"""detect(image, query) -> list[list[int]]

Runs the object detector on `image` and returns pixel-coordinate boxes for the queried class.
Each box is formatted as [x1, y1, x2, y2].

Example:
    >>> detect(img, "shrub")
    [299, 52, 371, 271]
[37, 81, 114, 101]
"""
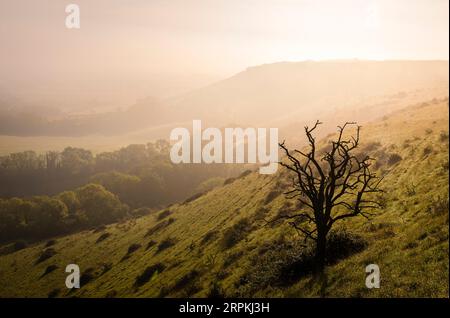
[201, 230, 219, 245]
[387, 153, 402, 165]
[223, 250, 244, 268]
[237, 240, 314, 295]
[263, 190, 281, 205]
[35, 248, 57, 265]
[439, 131, 449, 143]
[253, 207, 269, 221]
[45, 240, 57, 247]
[156, 209, 172, 221]
[127, 243, 141, 255]
[145, 219, 172, 237]
[223, 177, 236, 185]
[146, 240, 157, 250]
[238, 231, 367, 295]
[183, 192, 205, 204]
[156, 237, 177, 253]
[80, 268, 95, 286]
[325, 230, 367, 263]
[134, 263, 166, 287]
[426, 197, 448, 216]
[96, 232, 111, 243]
[41, 264, 58, 278]
[220, 218, 252, 249]
[425, 128, 433, 135]
[183, 283, 202, 297]
[423, 145, 433, 156]
[173, 270, 200, 291]
[167, 218, 176, 225]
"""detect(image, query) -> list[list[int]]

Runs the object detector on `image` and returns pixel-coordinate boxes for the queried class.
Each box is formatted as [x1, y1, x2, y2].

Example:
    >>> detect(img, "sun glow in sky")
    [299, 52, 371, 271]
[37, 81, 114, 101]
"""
[0, 0, 448, 104]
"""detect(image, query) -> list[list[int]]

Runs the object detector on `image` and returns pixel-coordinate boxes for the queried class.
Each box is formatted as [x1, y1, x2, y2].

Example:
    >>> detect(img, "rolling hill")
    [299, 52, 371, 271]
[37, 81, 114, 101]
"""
[0, 60, 448, 139]
[0, 97, 448, 298]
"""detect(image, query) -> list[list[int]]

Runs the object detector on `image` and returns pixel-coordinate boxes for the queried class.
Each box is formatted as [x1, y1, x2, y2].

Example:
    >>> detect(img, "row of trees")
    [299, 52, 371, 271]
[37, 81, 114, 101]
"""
[0, 140, 241, 208]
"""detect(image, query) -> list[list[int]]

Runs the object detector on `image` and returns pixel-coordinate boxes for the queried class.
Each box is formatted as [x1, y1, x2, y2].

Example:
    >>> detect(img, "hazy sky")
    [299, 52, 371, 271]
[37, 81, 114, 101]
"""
[0, 0, 448, 108]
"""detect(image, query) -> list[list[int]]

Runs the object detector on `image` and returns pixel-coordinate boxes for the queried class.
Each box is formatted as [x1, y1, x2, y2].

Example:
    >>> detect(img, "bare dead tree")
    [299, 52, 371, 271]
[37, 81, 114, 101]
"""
[276, 121, 383, 272]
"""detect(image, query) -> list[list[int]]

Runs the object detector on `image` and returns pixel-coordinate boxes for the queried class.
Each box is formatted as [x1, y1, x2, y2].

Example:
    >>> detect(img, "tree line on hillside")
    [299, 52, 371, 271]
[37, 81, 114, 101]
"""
[0, 140, 243, 209]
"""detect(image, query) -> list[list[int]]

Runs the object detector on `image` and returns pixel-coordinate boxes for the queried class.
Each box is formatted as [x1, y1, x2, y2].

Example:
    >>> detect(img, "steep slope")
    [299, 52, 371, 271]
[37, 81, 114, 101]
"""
[0, 98, 448, 298]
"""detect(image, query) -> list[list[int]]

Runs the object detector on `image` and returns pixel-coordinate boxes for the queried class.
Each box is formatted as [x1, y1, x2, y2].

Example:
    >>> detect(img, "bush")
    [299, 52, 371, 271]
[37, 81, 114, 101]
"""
[427, 197, 448, 215]
[35, 248, 57, 265]
[253, 207, 269, 221]
[237, 231, 367, 295]
[183, 192, 205, 204]
[220, 218, 252, 249]
[146, 240, 157, 250]
[325, 230, 367, 263]
[134, 263, 166, 287]
[223, 250, 244, 268]
[223, 177, 236, 185]
[387, 153, 402, 165]
[167, 218, 176, 225]
[45, 239, 57, 247]
[156, 209, 172, 221]
[145, 219, 172, 237]
[439, 131, 449, 143]
[201, 230, 219, 245]
[263, 190, 280, 205]
[41, 264, 58, 278]
[80, 268, 95, 286]
[127, 243, 142, 255]
[423, 145, 433, 156]
[156, 237, 177, 253]
[236, 240, 314, 295]
[173, 270, 200, 291]
[96, 232, 111, 243]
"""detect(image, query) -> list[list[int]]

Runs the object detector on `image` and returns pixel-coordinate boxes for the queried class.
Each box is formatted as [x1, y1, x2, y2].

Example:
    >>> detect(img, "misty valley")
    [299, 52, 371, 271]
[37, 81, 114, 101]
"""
[0, 16, 448, 299]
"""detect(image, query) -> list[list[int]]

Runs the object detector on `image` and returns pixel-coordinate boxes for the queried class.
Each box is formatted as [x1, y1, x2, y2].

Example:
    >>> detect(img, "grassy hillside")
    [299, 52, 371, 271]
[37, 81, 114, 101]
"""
[0, 98, 448, 298]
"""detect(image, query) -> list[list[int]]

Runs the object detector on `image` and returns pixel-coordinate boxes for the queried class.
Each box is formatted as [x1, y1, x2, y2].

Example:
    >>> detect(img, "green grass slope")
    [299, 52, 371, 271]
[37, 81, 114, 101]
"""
[0, 98, 448, 298]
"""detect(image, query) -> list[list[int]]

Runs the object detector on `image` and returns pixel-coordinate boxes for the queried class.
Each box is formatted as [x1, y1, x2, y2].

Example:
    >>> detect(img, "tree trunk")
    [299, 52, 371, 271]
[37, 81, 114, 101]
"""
[315, 229, 326, 273]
